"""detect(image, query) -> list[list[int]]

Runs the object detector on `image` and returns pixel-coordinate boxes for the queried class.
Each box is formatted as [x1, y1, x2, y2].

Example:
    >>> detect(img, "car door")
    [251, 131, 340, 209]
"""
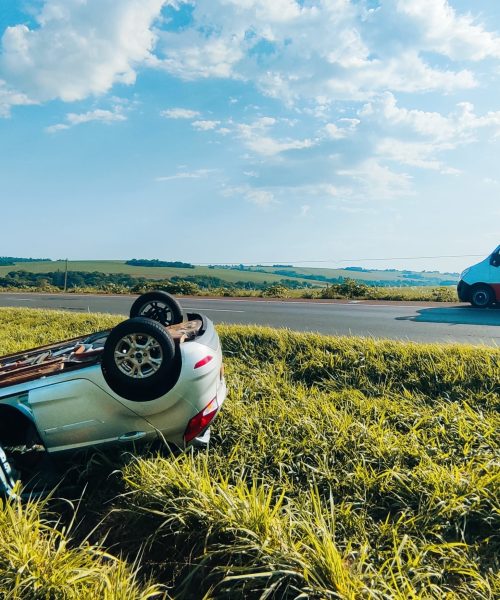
[29, 378, 155, 452]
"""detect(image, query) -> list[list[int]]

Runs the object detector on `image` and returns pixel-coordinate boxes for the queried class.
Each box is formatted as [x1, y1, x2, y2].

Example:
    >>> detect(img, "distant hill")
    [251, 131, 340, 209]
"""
[209, 264, 459, 287]
[0, 260, 459, 289]
[0, 257, 52, 266]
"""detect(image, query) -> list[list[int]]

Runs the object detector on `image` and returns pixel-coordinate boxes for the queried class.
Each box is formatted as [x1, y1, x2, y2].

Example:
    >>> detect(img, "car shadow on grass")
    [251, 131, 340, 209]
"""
[396, 305, 500, 326]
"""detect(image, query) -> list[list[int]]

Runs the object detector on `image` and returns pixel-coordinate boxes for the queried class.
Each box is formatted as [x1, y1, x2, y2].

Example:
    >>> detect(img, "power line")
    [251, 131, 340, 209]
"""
[193, 254, 485, 265]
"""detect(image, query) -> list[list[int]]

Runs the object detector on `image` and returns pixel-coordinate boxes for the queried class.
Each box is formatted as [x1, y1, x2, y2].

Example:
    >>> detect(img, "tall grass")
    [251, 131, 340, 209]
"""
[0, 491, 165, 599]
[117, 327, 499, 598]
[0, 309, 498, 598]
[0, 307, 121, 355]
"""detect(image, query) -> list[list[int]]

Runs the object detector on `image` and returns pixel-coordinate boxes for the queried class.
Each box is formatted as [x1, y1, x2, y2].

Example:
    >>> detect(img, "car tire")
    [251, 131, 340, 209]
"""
[130, 291, 183, 327]
[101, 317, 176, 401]
[470, 285, 494, 308]
[0, 444, 17, 499]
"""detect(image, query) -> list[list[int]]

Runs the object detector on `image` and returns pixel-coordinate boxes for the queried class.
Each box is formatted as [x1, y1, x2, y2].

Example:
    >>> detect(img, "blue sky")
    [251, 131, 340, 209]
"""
[0, 0, 499, 273]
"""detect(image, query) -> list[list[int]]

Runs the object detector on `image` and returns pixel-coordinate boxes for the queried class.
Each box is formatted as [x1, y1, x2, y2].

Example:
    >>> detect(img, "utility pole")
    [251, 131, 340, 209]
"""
[63, 258, 68, 292]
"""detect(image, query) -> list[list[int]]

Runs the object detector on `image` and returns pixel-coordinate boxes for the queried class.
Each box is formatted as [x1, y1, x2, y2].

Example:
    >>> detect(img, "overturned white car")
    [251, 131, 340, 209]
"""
[0, 292, 226, 497]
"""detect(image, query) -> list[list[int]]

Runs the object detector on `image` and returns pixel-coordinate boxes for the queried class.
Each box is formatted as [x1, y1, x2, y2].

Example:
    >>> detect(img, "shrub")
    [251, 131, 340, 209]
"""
[319, 284, 342, 299]
[262, 284, 289, 298]
[430, 286, 457, 302]
[131, 279, 201, 296]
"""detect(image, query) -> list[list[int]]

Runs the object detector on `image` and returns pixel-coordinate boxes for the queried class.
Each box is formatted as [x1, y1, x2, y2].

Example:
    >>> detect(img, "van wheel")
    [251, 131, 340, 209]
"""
[130, 291, 183, 326]
[470, 285, 494, 308]
[0, 445, 17, 499]
[102, 317, 176, 401]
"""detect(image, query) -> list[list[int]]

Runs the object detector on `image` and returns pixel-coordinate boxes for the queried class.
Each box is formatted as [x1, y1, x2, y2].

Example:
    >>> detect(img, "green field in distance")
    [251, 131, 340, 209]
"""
[0, 260, 459, 287]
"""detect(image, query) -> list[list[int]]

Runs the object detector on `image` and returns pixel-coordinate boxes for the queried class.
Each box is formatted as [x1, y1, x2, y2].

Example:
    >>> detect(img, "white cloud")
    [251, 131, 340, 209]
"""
[339, 159, 413, 200]
[187, 114, 315, 155]
[192, 119, 220, 130]
[1, 0, 500, 121]
[395, 0, 500, 61]
[242, 134, 314, 156]
[152, 0, 497, 105]
[45, 123, 70, 133]
[300, 204, 310, 217]
[155, 168, 214, 181]
[0, 0, 165, 104]
[2, 0, 500, 116]
[67, 109, 126, 126]
[0, 80, 36, 117]
[376, 138, 459, 174]
[223, 184, 277, 207]
[161, 107, 200, 119]
[3, 0, 500, 209]
[360, 92, 456, 140]
[358, 93, 500, 174]
[324, 118, 360, 140]
[324, 123, 346, 140]
[45, 108, 126, 133]
[219, 0, 303, 24]
[155, 35, 245, 80]
[236, 117, 315, 156]
[335, 92, 500, 193]
[244, 188, 276, 207]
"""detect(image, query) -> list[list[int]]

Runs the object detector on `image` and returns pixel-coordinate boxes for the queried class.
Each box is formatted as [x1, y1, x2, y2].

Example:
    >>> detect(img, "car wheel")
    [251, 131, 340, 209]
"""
[101, 317, 176, 401]
[130, 291, 183, 326]
[0, 444, 17, 499]
[470, 285, 494, 308]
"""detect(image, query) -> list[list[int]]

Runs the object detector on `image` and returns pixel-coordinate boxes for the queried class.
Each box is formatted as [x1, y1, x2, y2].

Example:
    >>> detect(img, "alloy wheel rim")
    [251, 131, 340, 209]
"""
[474, 291, 488, 306]
[114, 333, 163, 378]
[139, 301, 173, 325]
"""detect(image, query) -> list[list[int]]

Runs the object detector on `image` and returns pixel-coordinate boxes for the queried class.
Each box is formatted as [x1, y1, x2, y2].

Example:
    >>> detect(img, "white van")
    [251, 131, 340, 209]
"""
[457, 245, 500, 307]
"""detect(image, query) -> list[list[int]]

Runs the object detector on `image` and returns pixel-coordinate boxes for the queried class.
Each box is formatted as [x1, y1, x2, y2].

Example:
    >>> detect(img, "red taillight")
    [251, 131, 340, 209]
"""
[184, 396, 218, 443]
[194, 355, 213, 369]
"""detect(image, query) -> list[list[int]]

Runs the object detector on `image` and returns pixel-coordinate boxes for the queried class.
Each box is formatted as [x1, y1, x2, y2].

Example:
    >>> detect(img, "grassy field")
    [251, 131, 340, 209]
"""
[0, 260, 319, 286]
[0, 308, 498, 599]
[0, 260, 458, 287]
[245, 265, 458, 283]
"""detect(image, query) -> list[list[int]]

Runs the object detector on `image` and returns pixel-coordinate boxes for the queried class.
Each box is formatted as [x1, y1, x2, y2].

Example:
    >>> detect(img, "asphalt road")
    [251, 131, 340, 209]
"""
[0, 293, 499, 346]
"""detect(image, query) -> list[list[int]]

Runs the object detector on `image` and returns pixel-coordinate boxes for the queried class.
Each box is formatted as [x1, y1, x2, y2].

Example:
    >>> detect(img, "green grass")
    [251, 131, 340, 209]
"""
[368, 286, 458, 302]
[250, 265, 458, 283]
[0, 493, 164, 599]
[0, 308, 121, 355]
[0, 260, 458, 287]
[0, 260, 321, 286]
[0, 309, 498, 599]
[0, 260, 462, 301]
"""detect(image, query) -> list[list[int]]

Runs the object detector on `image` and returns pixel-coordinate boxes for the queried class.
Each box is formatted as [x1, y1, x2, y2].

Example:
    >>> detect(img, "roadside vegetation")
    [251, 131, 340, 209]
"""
[0, 308, 498, 598]
[0, 270, 459, 302]
[0, 259, 460, 302]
